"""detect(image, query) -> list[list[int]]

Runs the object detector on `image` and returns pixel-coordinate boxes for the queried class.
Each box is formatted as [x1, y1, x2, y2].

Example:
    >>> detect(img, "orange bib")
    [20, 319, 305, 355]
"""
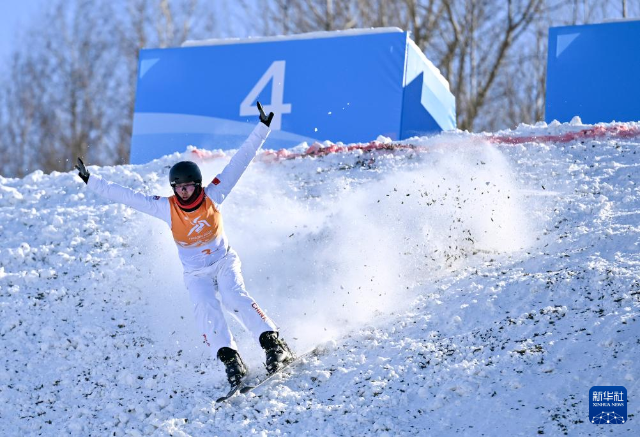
[169, 195, 224, 248]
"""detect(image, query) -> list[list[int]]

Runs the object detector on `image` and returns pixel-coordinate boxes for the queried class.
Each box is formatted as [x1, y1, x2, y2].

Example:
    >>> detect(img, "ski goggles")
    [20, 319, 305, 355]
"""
[173, 182, 199, 190]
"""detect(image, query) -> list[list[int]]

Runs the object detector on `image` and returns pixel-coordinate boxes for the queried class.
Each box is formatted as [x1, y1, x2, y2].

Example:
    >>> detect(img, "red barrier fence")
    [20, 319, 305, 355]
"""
[190, 123, 640, 162]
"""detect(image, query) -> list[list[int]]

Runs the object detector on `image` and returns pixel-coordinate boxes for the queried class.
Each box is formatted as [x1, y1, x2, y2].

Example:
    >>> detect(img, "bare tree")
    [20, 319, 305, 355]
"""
[0, 0, 220, 177]
[431, 0, 546, 131]
[0, 51, 41, 177]
[253, 0, 359, 34]
[0, 0, 127, 175]
[400, 0, 447, 49]
[114, 0, 218, 164]
[504, 18, 549, 129]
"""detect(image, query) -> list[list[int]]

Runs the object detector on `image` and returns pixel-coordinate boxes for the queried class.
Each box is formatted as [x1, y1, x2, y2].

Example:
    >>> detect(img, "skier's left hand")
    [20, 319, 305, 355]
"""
[257, 101, 274, 127]
[75, 157, 90, 184]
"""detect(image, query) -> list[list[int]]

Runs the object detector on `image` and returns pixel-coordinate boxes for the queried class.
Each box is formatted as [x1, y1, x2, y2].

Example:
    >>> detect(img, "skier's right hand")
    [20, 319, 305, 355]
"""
[75, 157, 90, 184]
[257, 101, 274, 127]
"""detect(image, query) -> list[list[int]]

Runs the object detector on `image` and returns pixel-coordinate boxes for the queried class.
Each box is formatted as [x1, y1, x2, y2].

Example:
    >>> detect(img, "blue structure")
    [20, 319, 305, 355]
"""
[546, 20, 640, 124]
[131, 28, 456, 164]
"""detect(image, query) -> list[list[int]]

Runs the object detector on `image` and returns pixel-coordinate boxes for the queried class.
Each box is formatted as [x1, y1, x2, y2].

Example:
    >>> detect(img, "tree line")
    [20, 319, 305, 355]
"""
[0, 0, 635, 177]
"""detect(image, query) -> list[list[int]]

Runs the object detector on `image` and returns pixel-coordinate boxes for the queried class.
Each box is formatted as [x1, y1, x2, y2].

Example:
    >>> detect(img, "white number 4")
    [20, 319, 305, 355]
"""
[240, 60, 292, 130]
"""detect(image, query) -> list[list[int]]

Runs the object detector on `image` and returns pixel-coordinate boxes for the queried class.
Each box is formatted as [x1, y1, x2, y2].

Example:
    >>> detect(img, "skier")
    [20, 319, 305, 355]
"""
[74, 102, 293, 390]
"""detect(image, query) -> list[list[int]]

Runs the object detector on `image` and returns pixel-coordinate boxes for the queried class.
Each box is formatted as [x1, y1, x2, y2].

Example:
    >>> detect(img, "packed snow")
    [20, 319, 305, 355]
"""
[0, 119, 638, 436]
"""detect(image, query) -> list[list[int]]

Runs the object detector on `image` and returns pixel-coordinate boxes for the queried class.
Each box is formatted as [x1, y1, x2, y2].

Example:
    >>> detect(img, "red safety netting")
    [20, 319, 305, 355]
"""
[190, 123, 640, 163]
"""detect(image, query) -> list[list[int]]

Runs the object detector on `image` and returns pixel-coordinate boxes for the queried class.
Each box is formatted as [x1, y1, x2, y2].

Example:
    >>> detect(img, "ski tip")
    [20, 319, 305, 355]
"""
[215, 384, 244, 402]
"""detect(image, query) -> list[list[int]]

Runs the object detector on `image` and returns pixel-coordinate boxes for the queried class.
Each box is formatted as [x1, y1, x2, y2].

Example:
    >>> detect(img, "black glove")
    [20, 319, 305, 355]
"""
[257, 101, 274, 127]
[75, 157, 90, 184]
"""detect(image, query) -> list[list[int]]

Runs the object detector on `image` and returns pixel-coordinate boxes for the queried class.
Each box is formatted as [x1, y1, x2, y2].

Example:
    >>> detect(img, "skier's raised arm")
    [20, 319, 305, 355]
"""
[205, 101, 274, 205]
[75, 158, 170, 223]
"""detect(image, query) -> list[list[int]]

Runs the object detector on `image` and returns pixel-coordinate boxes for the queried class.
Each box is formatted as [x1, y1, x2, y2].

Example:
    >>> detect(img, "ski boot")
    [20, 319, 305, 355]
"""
[217, 347, 248, 388]
[259, 331, 294, 374]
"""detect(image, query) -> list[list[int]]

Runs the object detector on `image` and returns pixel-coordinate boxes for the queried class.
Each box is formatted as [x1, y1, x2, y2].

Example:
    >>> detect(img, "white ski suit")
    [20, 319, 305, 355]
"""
[86, 122, 278, 356]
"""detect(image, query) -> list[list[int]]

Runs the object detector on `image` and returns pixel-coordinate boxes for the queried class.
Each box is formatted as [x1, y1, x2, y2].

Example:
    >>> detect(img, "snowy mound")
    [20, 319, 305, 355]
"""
[1, 121, 638, 435]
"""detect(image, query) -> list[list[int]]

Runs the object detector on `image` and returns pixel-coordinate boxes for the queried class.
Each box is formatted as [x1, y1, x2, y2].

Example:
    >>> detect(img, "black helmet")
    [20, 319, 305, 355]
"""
[169, 161, 202, 186]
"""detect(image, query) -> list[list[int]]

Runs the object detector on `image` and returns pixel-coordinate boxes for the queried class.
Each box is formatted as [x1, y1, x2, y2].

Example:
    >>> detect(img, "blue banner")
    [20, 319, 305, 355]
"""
[546, 21, 640, 124]
[131, 29, 455, 164]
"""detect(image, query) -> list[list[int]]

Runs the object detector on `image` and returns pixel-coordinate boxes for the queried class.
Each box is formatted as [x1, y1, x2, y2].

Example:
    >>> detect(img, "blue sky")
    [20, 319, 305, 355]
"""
[0, 0, 46, 62]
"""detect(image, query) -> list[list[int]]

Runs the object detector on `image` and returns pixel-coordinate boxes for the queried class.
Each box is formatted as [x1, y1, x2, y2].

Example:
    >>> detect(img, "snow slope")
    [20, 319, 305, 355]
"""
[0, 119, 638, 436]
